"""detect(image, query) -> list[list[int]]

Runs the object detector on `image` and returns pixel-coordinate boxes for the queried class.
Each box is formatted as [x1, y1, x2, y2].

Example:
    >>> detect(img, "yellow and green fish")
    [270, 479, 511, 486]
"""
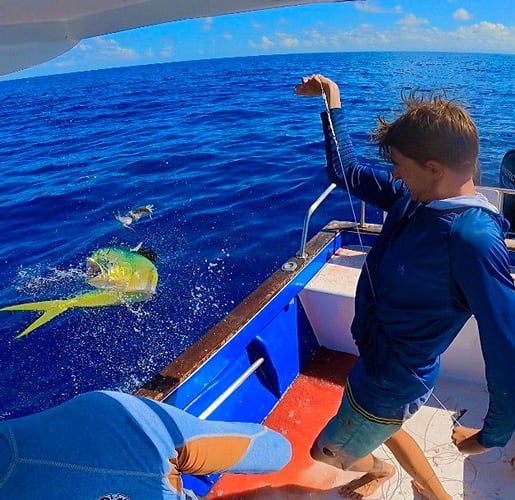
[1, 247, 158, 339]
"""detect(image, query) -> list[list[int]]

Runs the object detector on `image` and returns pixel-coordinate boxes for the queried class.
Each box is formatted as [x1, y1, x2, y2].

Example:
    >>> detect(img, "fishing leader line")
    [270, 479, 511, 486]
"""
[320, 81, 376, 301]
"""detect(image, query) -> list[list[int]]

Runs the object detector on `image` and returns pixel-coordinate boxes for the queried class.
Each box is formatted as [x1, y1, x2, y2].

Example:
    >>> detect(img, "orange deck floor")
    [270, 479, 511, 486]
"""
[207, 348, 358, 499]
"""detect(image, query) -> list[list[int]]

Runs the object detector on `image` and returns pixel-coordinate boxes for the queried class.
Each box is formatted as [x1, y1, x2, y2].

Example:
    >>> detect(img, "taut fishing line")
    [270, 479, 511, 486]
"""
[319, 82, 376, 301]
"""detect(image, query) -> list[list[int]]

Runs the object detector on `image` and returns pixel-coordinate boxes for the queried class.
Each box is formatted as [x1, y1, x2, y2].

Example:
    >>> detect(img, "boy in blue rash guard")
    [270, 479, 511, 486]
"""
[0, 390, 291, 500]
[295, 75, 514, 499]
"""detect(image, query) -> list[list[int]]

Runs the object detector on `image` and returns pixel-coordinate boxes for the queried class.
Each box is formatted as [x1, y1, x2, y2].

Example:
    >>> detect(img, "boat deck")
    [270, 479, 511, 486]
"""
[208, 348, 515, 499]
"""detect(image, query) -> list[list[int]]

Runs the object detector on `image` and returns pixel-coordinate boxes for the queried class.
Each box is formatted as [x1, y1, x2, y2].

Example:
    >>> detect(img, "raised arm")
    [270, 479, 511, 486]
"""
[295, 74, 407, 212]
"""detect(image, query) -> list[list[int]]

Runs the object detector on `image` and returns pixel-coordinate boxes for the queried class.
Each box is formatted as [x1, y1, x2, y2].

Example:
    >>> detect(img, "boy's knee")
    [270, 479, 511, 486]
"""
[310, 436, 355, 470]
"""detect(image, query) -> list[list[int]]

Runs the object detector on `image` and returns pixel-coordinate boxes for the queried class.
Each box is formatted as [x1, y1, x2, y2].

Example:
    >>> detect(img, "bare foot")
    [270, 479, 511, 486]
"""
[338, 462, 395, 498]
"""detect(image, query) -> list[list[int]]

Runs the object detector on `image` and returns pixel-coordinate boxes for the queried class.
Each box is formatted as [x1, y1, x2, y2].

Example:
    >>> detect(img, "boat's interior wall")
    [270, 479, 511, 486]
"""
[168, 295, 319, 419]
[477, 185, 515, 238]
[299, 245, 364, 356]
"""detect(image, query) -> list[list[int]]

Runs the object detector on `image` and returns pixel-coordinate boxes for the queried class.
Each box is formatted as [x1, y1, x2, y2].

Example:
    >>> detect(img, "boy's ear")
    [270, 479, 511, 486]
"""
[424, 160, 445, 179]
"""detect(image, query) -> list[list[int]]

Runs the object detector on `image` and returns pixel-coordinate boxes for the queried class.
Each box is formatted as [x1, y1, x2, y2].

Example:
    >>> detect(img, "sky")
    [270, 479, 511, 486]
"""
[4, 0, 515, 80]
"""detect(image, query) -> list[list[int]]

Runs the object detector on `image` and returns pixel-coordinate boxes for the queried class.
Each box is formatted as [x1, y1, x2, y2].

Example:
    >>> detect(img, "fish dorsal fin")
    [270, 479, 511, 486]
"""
[130, 242, 143, 252]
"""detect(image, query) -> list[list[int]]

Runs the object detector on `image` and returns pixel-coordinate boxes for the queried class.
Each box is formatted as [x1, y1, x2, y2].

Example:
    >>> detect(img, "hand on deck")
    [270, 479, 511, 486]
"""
[294, 74, 341, 109]
[451, 426, 489, 455]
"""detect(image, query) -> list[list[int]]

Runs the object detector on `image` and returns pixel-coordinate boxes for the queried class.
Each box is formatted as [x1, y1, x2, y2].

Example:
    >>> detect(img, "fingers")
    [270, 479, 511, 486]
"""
[294, 74, 324, 96]
[304, 73, 322, 82]
[301, 74, 324, 87]
[450, 427, 487, 455]
[451, 427, 463, 447]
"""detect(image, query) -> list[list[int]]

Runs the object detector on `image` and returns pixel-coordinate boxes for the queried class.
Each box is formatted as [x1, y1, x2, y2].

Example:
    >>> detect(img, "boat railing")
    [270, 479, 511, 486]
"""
[297, 184, 515, 259]
[194, 358, 264, 420]
[297, 183, 338, 258]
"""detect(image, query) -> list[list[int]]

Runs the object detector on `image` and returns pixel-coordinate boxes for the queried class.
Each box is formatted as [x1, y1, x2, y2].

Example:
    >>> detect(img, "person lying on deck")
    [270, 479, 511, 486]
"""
[295, 74, 515, 499]
[0, 391, 291, 499]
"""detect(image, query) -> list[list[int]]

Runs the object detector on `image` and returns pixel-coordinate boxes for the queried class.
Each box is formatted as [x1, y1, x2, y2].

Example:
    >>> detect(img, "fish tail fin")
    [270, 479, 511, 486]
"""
[0, 300, 69, 339]
[1, 292, 123, 339]
[15, 306, 68, 339]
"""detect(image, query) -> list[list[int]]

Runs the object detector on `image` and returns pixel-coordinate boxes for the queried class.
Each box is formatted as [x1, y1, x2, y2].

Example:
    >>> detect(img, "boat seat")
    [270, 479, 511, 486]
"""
[298, 246, 364, 356]
[476, 185, 502, 210]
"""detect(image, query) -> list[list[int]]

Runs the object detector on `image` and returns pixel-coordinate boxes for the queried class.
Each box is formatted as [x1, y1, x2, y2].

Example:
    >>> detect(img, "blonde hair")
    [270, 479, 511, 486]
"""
[371, 92, 479, 175]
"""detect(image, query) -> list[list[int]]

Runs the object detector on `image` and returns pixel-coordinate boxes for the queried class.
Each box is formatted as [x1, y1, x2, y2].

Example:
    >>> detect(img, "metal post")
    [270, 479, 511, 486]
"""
[297, 183, 337, 258]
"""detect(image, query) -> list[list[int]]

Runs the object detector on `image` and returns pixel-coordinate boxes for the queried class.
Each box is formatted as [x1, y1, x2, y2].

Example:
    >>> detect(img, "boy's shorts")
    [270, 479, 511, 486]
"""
[312, 384, 430, 467]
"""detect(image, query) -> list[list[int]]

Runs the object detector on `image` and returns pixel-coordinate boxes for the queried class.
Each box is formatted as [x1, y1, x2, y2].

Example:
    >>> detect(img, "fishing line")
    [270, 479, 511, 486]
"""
[320, 82, 376, 300]
[319, 80, 462, 426]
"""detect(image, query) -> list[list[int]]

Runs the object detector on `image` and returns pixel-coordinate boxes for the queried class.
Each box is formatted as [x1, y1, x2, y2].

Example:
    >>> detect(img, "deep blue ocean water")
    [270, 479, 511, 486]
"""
[0, 52, 513, 419]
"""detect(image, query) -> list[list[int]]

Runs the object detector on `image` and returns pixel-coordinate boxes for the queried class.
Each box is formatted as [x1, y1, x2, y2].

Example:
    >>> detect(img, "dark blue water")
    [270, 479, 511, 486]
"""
[0, 52, 513, 418]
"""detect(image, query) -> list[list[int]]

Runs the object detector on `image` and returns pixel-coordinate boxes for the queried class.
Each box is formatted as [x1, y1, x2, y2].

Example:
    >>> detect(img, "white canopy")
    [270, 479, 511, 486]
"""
[0, 0, 357, 75]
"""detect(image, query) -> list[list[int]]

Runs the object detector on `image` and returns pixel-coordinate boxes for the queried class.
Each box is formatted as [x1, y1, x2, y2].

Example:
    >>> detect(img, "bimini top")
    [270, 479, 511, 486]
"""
[0, 0, 358, 76]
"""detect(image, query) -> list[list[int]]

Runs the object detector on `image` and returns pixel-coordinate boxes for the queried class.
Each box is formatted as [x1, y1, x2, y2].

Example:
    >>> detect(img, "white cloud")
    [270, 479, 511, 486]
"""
[453, 8, 472, 21]
[160, 45, 173, 58]
[398, 14, 429, 29]
[302, 29, 333, 47]
[454, 21, 512, 43]
[262, 36, 274, 47]
[50, 37, 138, 70]
[76, 42, 92, 52]
[223, 33, 233, 40]
[276, 32, 300, 48]
[249, 36, 275, 49]
[93, 38, 138, 60]
[253, 15, 510, 56]
[54, 59, 78, 68]
[355, 2, 402, 14]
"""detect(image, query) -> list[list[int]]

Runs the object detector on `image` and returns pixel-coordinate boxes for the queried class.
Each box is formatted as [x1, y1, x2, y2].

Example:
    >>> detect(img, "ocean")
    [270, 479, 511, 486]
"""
[0, 51, 513, 419]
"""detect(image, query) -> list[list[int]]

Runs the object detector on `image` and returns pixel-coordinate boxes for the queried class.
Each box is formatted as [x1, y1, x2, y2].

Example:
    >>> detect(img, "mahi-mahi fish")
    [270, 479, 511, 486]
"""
[0, 247, 158, 339]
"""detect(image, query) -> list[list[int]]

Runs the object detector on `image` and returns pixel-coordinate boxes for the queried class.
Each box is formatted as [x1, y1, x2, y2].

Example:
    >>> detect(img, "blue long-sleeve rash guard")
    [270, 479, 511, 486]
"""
[321, 108, 515, 448]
